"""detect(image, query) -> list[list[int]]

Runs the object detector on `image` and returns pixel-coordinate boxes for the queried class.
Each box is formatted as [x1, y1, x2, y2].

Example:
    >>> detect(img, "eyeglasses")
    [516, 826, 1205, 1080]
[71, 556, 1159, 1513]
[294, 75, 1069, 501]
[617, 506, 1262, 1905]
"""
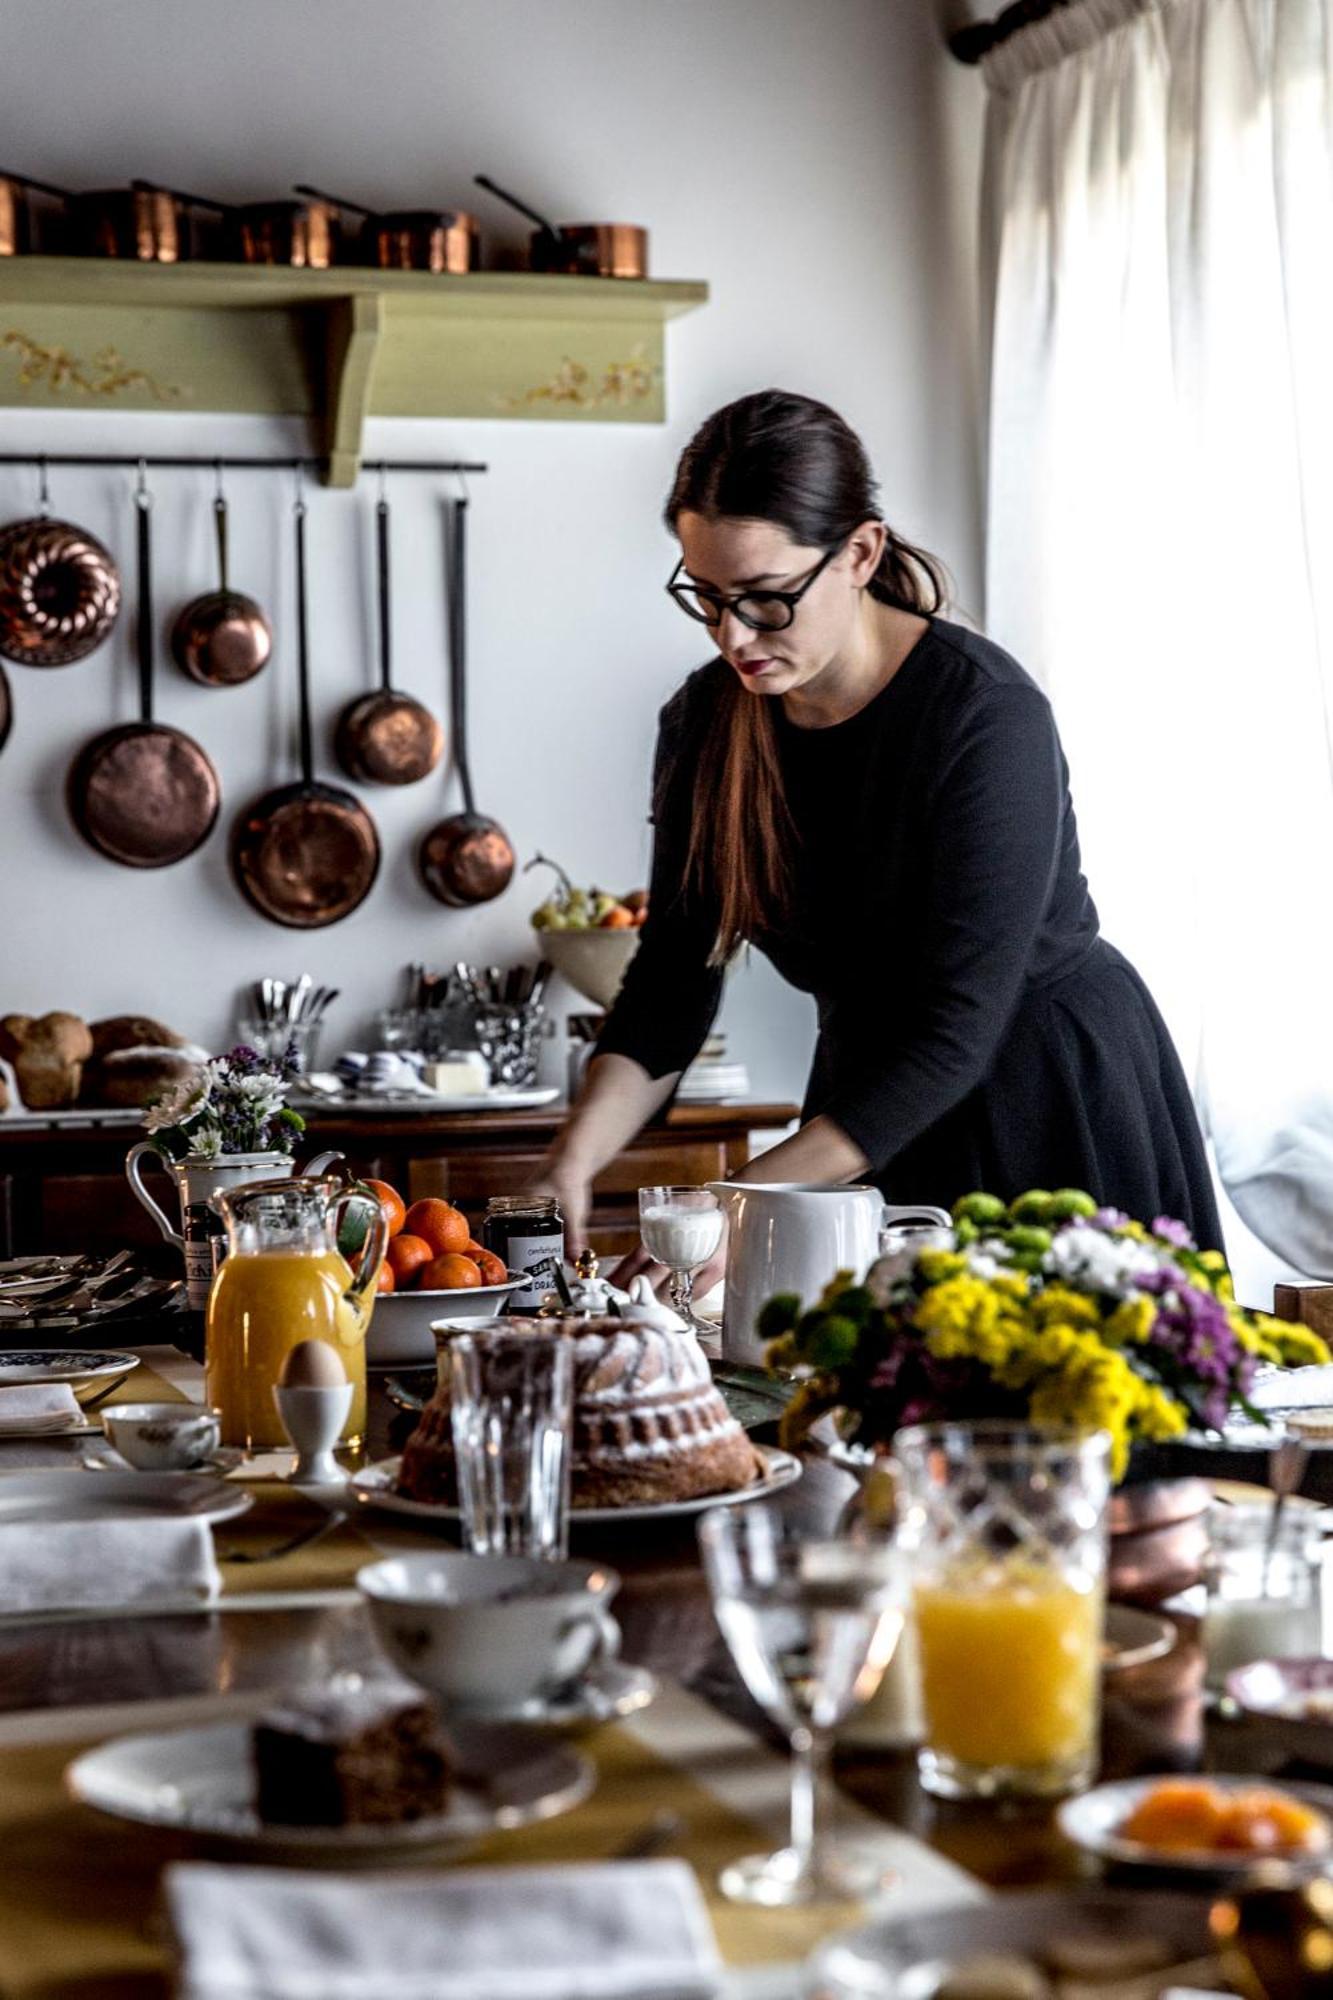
[665, 543, 841, 633]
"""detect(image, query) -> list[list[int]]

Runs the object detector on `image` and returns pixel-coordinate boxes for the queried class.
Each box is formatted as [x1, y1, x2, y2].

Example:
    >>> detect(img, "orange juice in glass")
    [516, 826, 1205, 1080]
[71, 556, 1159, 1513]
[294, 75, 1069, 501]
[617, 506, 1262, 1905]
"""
[206, 1177, 387, 1449]
[895, 1422, 1111, 1798]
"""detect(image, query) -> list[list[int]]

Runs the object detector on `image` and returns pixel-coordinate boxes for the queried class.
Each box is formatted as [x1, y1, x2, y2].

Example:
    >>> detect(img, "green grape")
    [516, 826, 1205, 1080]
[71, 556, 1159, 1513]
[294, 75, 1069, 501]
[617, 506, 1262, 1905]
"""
[1006, 1225, 1053, 1255]
[1009, 1189, 1055, 1224]
[1048, 1189, 1097, 1220]
[953, 1191, 1006, 1226]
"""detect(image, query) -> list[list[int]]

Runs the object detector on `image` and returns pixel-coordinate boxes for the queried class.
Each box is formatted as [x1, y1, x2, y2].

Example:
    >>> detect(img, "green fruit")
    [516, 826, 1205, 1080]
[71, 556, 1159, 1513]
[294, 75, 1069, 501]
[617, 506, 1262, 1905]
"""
[1009, 1189, 1055, 1224]
[953, 1191, 1006, 1226]
[1048, 1189, 1097, 1220]
[337, 1194, 376, 1260]
[954, 1217, 979, 1245]
[1005, 1225, 1053, 1255]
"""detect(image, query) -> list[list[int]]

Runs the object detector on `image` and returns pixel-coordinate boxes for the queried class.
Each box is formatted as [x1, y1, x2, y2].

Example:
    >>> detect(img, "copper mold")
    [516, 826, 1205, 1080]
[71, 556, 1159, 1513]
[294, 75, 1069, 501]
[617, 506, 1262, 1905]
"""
[0, 518, 121, 667]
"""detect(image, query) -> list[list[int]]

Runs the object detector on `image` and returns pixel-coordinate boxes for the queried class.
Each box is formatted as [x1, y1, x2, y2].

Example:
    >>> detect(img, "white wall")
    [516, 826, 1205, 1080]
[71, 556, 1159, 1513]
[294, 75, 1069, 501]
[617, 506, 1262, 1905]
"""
[0, 0, 982, 1104]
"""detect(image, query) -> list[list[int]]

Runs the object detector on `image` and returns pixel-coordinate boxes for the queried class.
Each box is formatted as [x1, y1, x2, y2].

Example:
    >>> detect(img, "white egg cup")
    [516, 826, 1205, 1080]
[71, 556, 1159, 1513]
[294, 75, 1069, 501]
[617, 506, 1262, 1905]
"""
[271, 1383, 354, 1485]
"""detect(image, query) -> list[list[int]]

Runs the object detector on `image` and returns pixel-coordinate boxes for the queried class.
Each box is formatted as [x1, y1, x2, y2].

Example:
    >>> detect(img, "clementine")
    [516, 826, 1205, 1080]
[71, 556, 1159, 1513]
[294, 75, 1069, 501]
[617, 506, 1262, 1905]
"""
[403, 1199, 470, 1258]
[420, 1252, 483, 1291]
[386, 1233, 434, 1289]
[361, 1179, 407, 1240]
[376, 1262, 395, 1293]
[469, 1247, 508, 1286]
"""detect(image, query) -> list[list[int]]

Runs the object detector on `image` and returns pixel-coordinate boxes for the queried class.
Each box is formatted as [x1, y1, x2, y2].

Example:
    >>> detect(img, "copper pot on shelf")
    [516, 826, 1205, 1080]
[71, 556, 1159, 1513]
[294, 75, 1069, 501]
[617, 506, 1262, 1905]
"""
[474, 173, 647, 278]
[64, 182, 189, 262]
[0, 168, 68, 256]
[229, 196, 341, 269]
[293, 184, 477, 274]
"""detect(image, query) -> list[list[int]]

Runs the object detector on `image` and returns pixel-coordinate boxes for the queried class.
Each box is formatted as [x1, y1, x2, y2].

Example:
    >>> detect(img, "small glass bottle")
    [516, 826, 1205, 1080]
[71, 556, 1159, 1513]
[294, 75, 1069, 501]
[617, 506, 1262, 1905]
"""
[482, 1195, 565, 1313]
[1202, 1502, 1325, 1692]
[182, 1198, 226, 1312]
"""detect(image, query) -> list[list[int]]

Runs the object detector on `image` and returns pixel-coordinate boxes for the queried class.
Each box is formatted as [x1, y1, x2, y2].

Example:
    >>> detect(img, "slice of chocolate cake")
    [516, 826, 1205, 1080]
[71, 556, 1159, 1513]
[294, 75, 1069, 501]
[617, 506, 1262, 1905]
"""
[252, 1683, 451, 1827]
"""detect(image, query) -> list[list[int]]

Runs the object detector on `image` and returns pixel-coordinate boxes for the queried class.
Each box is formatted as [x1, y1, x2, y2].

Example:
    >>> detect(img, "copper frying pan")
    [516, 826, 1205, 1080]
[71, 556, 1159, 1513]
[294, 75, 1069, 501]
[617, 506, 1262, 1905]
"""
[170, 471, 271, 687]
[334, 486, 443, 784]
[418, 495, 515, 906]
[67, 479, 221, 867]
[231, 494, 380, 927]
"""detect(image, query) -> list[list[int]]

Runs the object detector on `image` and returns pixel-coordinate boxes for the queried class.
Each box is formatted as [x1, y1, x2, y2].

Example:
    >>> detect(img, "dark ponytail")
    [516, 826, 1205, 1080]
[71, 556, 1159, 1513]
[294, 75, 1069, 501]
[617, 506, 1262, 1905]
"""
[665, 389, 949, 959]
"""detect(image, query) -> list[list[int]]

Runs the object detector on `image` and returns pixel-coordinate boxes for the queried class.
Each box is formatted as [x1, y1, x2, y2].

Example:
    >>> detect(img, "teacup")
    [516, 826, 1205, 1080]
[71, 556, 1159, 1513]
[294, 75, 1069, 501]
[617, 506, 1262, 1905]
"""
[102, 1402, 222, 1471]
[357, 1551, 621, 1713]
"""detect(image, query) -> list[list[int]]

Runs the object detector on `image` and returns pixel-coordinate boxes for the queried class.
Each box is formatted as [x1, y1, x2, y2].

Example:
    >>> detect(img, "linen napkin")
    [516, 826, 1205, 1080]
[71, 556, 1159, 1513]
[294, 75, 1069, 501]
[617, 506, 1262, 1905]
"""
[0, 1515, 220, 1615]
[0, 1384, 81, 1434]
[167, 1858, 722, 2000]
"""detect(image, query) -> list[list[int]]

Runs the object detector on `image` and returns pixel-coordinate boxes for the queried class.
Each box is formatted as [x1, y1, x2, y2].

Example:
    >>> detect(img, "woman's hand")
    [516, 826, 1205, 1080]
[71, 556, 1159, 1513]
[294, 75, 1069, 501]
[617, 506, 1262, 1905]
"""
[524, 1160, 594, 1259]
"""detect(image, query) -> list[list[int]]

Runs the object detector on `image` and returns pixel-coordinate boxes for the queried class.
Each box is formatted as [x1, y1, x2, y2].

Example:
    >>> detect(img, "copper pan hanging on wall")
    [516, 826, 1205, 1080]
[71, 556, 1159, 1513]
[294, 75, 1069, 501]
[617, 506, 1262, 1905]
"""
[334, 480, 443, 784]
[67, 472, 221, 867]
[170, 466, 272, 687]
[231, 490, 380, 928]
[418, 493, 515, 906]
[0, 465, 121, 668]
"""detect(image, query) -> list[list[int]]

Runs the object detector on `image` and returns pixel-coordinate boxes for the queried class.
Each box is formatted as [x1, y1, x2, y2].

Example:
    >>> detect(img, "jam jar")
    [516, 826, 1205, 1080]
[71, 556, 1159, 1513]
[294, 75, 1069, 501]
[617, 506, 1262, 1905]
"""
[482, 1195, 565, 1311]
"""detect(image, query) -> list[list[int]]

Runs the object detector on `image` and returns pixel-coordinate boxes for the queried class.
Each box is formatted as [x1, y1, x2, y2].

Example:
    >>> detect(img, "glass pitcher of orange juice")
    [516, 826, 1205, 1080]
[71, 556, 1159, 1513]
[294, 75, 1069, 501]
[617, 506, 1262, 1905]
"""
[206, 1177, 388, 1450]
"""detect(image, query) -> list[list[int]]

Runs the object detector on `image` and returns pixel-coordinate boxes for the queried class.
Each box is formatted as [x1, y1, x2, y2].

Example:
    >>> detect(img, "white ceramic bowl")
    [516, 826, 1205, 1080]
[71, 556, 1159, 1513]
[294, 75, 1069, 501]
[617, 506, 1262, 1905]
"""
[366, 1276, 528, 1368]
[538, 928, 641, 1010]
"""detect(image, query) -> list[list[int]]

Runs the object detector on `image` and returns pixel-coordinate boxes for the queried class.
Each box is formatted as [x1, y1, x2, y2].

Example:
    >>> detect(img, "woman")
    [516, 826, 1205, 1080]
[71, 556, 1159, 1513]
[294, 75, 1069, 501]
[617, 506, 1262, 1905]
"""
[535, 390, 1222, 1282]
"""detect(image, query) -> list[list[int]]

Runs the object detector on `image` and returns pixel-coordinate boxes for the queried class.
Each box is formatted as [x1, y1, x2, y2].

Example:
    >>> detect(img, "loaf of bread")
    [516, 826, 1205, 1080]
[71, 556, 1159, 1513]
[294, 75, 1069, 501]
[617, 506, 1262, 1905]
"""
[80, 1046, 205, 1109]
[0, 1013, 93, 1108]
[89, 1015, 188, 1059]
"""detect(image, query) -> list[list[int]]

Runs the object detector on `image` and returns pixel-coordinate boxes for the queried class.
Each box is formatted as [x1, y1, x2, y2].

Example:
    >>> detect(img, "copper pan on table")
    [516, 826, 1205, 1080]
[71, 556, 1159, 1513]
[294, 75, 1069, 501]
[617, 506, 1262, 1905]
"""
[418, 494, 514, 906]
[67, 480, 221, 867]
[231, 494, 380, 928]
[334, 484, 442, 785]
[294, 184, 476, 274]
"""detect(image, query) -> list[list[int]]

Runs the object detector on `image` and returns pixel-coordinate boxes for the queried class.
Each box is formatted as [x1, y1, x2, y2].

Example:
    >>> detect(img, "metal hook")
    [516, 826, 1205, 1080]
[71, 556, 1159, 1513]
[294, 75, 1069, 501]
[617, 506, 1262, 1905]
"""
[36, 455, 50, 516]
[454, 467, 470, 505]
[213, 457, 226, 506]
[294, 459, 306, 518]
[135, 458, 151, 509]
[377, 460, 389, 507]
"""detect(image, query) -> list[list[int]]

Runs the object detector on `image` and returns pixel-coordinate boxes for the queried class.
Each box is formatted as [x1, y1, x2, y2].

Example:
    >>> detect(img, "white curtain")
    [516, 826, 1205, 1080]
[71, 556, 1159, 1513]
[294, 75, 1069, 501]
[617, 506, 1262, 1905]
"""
[981, 0, 1333, 1294]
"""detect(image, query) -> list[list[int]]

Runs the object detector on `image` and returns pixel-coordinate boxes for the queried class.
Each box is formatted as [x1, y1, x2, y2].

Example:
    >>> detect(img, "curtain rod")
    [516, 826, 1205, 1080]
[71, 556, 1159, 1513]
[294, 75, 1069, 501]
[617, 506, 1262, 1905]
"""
[949, 0, 1073, 63]
[0, 454, 488, 474]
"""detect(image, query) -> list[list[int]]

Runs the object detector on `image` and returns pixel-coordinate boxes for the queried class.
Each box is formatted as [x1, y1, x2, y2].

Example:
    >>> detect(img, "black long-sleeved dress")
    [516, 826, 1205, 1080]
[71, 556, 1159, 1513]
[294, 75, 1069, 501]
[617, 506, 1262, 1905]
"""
[597, 616, 1223, 1250]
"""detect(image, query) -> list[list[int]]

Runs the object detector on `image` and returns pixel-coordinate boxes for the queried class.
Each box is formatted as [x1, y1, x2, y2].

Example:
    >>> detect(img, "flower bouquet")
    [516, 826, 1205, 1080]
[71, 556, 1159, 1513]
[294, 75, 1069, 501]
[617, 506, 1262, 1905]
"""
[762, 1190, 1329, 1480]
[143, 1044, 306, 1162]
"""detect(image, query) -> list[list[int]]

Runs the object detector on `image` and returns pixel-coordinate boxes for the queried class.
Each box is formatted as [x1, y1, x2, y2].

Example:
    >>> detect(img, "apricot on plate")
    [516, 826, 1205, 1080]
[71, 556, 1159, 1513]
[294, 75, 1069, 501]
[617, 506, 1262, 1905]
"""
[1121, 1780, 1227, 1851]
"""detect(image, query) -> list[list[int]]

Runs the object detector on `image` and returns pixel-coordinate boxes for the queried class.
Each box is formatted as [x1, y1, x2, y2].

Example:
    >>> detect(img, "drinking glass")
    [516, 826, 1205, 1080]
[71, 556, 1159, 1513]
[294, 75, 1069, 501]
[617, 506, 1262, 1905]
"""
[448, 1328, 574, 1560]
[638, 1185, 723, 1331]
[893, 1422, 1111, 1800]
[235, 1015, 323, 1076]
[1202, 1501, 1324, 1693]
[698, 1502, 906, 1906]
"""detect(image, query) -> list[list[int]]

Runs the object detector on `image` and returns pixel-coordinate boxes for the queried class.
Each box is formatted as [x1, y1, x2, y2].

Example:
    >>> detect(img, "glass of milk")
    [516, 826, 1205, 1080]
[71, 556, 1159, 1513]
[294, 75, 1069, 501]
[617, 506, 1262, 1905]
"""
[637, 1185, 724, 1332]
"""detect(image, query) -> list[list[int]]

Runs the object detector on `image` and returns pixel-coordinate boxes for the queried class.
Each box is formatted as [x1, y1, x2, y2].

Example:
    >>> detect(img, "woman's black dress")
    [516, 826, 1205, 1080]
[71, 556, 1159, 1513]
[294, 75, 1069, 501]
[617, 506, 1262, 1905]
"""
[597, 617, 1223, 1249]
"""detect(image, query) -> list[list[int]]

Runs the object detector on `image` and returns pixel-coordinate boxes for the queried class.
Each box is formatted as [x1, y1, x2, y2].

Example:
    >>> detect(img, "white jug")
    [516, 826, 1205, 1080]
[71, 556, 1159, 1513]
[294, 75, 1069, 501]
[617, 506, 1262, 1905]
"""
[707, 1182, 951, 1367]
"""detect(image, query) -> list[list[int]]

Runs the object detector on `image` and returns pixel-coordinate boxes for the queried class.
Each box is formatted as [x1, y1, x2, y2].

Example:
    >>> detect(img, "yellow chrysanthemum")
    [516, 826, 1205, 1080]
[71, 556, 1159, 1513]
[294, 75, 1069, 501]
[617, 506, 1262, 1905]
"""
[1105, 1295, 1157, 1346]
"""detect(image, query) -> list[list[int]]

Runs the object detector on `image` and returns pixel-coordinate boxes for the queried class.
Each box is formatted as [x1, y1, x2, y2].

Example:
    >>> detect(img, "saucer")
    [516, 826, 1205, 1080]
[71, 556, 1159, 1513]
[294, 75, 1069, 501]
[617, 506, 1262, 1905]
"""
[456, 1662, 658, 1733]
[86, 1444, 245, 1478]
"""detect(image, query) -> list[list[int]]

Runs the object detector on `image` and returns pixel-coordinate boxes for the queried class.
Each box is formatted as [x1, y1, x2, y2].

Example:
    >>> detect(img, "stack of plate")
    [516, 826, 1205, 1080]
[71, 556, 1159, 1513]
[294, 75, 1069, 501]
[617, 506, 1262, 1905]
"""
[677, 1035, 750, 1103]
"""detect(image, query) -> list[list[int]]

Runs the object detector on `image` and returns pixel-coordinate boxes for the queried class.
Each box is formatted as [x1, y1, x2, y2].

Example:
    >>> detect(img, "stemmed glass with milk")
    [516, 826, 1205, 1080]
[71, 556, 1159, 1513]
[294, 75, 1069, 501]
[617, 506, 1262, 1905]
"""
[637, 1185, 724, 1333]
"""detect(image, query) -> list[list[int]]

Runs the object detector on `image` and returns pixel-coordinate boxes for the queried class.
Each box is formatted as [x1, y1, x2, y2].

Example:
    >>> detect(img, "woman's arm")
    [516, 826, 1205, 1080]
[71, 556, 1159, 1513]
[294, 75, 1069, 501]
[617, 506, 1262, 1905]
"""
[532, 1052, 680, 1253]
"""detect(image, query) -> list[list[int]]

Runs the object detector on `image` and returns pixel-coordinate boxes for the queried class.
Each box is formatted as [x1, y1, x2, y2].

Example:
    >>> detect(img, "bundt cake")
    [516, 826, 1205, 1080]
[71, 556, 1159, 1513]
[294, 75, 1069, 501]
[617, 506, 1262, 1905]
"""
[397, 1313, 762, 1509]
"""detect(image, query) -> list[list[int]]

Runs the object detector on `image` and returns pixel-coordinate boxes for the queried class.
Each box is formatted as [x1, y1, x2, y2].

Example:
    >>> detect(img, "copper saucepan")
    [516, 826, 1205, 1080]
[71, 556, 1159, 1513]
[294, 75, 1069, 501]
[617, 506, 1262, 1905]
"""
[67, 478, 221, 867]
[137, 182, 341, 269]
[170, 472, 271, 687]
[64, 181, 192, 262]
[0, 169, 69, 255]
[418, 495, 515, 906]
[231, 494, 380, 927]
[334, 485, 443, 785]
[294, 184, 477, 275]
[473, 174, 647, 278]
[0, 466, 121, 668]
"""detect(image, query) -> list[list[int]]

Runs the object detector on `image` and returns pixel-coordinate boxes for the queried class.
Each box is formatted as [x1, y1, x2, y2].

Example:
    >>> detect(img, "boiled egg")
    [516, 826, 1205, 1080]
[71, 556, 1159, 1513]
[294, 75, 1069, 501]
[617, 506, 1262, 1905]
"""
[279, 1338, 346, 1388]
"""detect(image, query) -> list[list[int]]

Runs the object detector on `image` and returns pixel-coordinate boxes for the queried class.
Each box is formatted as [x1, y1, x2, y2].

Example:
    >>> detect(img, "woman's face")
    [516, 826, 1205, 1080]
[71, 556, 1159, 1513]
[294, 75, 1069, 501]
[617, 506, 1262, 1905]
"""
[674, 510, 884, 697]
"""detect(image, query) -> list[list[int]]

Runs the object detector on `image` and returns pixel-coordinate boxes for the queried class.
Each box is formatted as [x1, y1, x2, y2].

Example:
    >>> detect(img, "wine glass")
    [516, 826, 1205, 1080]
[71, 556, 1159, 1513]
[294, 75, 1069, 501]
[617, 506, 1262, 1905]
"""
[637, 1185, 723, 1331]
[698, 1501, 906, 1906]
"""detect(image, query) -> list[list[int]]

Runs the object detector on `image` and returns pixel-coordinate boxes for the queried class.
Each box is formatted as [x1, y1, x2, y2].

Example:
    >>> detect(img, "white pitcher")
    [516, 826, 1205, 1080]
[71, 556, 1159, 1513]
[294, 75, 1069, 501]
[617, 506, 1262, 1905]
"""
[125, 1143, 341, 1308]
[707, 1182, 951, 1367]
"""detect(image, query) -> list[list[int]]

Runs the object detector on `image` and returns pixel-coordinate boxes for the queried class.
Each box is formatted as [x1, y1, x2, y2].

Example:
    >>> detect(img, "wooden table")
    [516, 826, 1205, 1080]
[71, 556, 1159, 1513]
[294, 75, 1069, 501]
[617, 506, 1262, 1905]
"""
[0, 1354, 1298, 1897]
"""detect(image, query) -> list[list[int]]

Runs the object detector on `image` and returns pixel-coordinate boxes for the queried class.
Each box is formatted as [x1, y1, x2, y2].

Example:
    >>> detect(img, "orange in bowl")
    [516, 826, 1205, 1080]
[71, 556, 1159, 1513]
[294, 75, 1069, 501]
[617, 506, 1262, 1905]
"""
[385, 1234, 434, 1290]
[361, 1179, 407, 1241]
[419, 1252, 483, 1291]
[403, 1199, 470, 1259]
[469, 1247, 509, 1286]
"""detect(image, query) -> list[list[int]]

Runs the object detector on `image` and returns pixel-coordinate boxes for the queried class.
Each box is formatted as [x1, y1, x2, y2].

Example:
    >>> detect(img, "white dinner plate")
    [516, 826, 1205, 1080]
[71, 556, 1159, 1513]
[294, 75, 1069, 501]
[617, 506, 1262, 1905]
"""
[349, 1443, 803, 1527]
[0, 1469, 252, 1525]
[67, 1718, 593, 1856]
[294, 1086, 560, 1115]
[0, 1351, 139, 1402]
[1057, 1774, 1333, 1874]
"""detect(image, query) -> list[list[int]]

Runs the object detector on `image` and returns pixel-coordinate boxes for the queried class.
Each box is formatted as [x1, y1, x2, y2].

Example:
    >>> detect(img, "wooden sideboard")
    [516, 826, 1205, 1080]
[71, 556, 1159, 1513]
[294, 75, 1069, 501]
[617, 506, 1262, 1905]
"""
[0, 1102, 799, 1259]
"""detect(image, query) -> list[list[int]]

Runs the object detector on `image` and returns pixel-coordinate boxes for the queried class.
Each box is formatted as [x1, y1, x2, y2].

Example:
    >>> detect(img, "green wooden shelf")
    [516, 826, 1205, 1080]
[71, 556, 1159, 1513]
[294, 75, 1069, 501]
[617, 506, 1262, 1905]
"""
[0, 259, 709, 484]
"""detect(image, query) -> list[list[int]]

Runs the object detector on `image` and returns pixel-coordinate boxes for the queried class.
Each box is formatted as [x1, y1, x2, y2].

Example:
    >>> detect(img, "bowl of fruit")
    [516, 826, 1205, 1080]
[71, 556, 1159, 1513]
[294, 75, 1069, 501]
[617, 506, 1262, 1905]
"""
[527, 853, 647, 1012]
[345, 1182, 528, 1368]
